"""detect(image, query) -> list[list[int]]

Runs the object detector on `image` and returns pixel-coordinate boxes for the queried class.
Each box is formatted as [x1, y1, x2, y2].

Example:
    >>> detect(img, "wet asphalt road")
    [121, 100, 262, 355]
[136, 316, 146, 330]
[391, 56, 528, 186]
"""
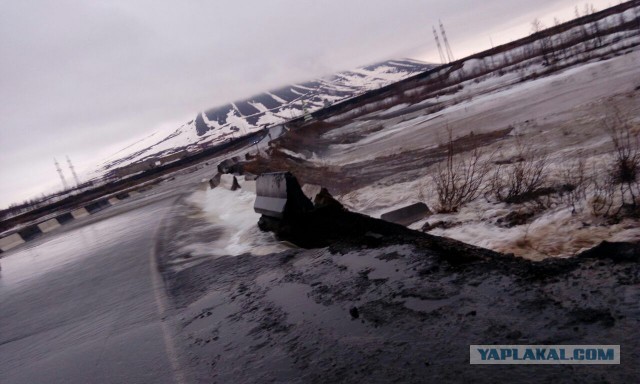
[0, 198, 174, 384]
[0, 135, 264, 384]
[0, 193, 182, 383]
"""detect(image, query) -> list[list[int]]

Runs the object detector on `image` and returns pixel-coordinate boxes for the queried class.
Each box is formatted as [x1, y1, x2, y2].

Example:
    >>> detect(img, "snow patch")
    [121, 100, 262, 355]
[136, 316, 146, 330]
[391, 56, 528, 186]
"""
[183, 188, 289, 257]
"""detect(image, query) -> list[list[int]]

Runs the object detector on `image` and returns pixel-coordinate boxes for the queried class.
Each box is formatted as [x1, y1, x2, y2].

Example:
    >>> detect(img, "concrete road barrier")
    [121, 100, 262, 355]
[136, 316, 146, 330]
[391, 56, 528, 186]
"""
[71, 207, 90, 219]
[254, 172, 313, 219]
[209, 173, 222, 189]
[241, 179, 256, 193]
[1, 193, 127, 253]
[241, 180, 257, 193]
[197, 178, 210, 191]
[115, 192, 130, 200]
[301, 184, 322, 202]
[217, 156, 243, 174]
[244, 173, 258, 181]
[236, 175, 257, 193]
[0, 233, 25, 252]
[380, 202, 431, 226]
[220, 174, 240, 191]
[37, 218, 61, 233]
[85, 199, 111, 214]
[56, 212, 75, 224]
[18, 225, 43, 241]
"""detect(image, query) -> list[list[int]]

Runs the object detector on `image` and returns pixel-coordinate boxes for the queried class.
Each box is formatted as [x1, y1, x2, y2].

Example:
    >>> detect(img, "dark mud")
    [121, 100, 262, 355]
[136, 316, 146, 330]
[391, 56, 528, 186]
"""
[159, 195, 640, 383]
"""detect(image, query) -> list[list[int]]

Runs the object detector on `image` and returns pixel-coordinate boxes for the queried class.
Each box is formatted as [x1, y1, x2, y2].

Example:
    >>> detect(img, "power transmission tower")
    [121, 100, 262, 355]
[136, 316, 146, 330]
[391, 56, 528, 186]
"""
[439, 20, 455, 62]
[66, 156, 81, 187]
[54, 158, 68, 190]
[302, 100, 312, 122]
[433, 26, 447, 64]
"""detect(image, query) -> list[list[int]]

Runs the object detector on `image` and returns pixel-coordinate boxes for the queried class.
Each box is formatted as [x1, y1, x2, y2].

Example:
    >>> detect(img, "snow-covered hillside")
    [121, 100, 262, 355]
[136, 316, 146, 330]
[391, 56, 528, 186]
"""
[98, 59, 432, 173]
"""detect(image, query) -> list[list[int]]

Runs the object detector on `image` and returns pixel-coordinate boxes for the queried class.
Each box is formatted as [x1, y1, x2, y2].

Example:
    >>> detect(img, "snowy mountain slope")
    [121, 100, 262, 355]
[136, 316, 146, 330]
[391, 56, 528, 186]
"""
[98, 59, 433, 173]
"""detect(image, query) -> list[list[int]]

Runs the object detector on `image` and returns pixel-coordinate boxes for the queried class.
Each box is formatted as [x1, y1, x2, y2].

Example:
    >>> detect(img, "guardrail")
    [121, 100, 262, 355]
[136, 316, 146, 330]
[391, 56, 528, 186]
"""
[0, 191, 141, 254]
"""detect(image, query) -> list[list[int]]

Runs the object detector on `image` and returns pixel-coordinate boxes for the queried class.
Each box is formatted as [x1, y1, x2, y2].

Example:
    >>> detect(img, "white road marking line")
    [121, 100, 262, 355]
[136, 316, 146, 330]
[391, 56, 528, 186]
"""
[149, 203, 187, 384]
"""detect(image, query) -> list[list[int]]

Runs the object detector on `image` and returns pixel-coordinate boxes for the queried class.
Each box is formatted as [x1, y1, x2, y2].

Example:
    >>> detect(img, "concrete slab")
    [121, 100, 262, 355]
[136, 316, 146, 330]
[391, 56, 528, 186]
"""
[0, 233, 25, 252]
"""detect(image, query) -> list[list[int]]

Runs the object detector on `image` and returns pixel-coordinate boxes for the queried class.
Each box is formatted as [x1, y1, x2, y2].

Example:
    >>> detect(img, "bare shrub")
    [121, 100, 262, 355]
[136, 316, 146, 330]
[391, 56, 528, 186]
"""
[431, 130, 489, 213]
[605, 105, 640, 208]
[590, 171, 617, 217]
[561, 158, 590, 214]
[488, 140, 549, 204]
[589, 104, 640, 218]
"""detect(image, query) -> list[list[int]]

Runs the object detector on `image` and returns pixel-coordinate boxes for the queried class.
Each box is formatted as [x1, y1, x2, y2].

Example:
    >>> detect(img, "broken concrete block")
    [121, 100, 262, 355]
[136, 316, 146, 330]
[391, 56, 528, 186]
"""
[241, 180, 257, 193]
[209, 173, 222, 189]
[380, 202, 431, 226]
[237, 176, 257, 193]
[220, 174, 240, 191]
[217, 156, 243, 174]
[244, 172, 258, 181]
[301, 184, 323, 201]
[254, 172, 313, 219]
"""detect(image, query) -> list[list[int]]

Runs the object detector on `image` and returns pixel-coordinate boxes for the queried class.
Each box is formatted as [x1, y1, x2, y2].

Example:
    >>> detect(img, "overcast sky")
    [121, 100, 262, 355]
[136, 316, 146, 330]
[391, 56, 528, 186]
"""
[0, 0, 616, 209]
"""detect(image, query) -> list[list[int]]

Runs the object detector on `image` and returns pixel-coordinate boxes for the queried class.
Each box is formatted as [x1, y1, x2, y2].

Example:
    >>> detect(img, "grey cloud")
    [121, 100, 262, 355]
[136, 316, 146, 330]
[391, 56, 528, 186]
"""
[0, 0, 603, 207]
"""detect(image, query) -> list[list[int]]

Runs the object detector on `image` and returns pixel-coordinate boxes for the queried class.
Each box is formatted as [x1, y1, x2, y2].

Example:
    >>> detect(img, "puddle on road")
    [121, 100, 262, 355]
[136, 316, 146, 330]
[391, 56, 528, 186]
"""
[333, 245, 415, 281]
[0, 205, 168, 291]
[398, 297, 455, 313]
[266, 282, 369, 338]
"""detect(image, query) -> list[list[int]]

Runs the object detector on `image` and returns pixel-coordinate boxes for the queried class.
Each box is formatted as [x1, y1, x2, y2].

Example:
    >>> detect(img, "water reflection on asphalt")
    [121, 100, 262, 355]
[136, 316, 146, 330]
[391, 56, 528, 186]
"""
[0, 199, 175, 384]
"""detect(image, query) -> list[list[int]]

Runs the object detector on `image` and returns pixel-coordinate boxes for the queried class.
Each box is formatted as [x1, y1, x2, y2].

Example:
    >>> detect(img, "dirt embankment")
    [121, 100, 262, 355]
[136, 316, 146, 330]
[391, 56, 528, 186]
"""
[158, 190, 640, 383]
